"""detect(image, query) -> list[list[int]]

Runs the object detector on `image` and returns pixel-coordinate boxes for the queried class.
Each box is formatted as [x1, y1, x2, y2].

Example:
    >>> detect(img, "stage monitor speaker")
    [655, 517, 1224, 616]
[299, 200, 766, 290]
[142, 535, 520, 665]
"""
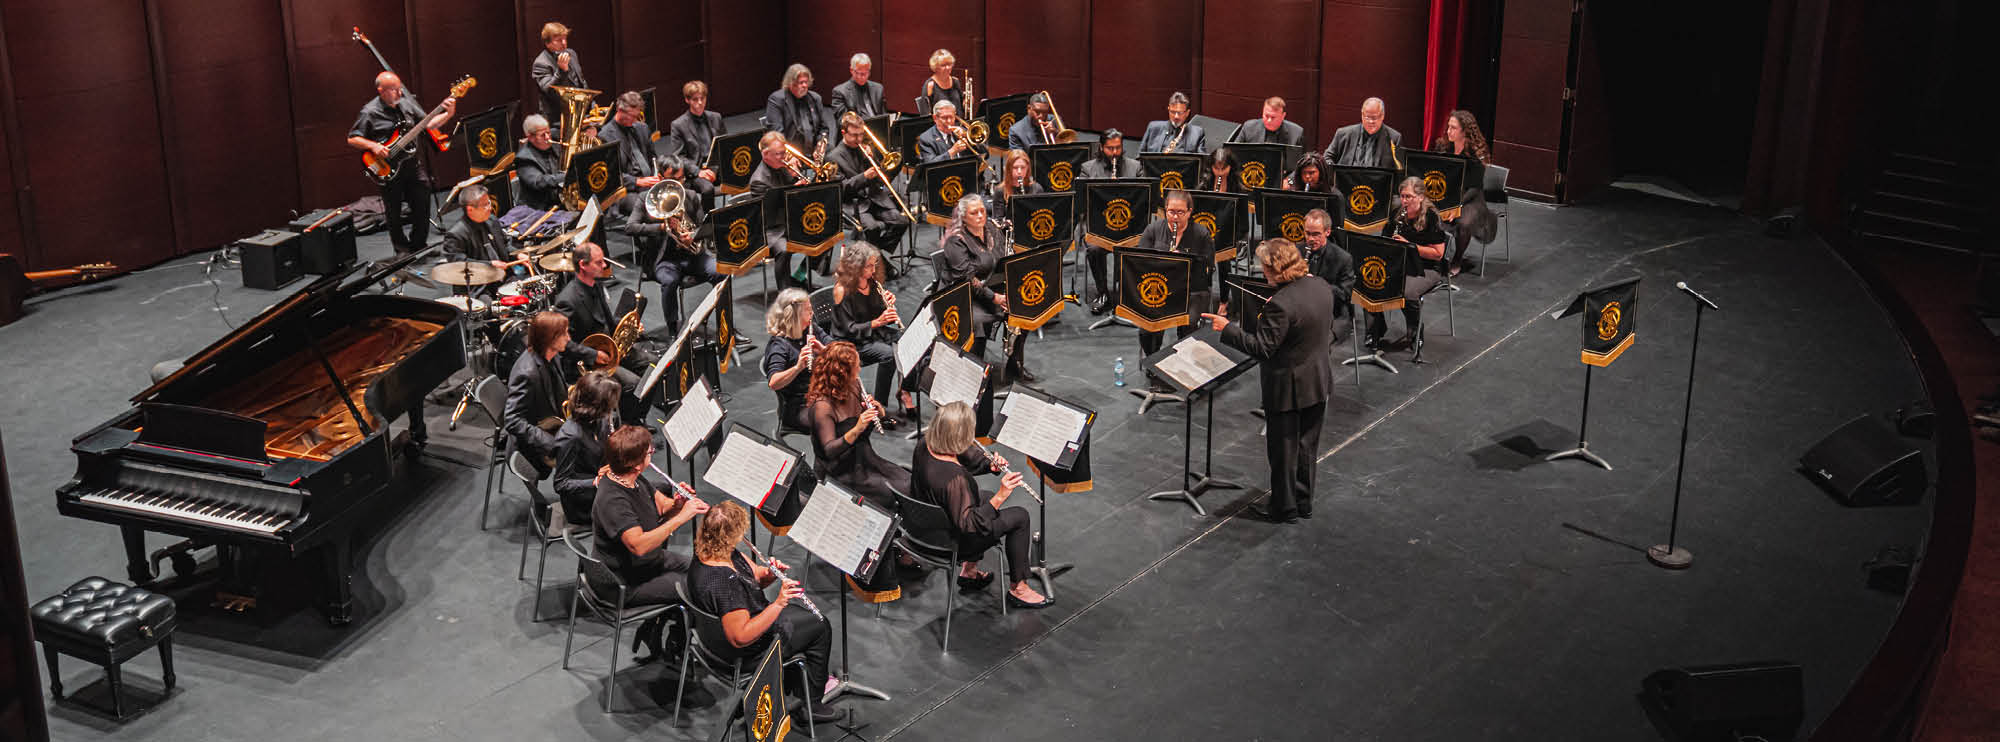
[237, 230, 302, 291]
[1798, 414, 1927, 506]
[1642, 661, 1803, 742]
[287, 209, 357, 275]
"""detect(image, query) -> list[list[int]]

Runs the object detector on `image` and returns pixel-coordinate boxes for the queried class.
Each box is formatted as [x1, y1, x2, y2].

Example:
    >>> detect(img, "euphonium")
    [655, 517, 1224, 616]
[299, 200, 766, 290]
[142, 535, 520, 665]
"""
[644, 180, 699, 247]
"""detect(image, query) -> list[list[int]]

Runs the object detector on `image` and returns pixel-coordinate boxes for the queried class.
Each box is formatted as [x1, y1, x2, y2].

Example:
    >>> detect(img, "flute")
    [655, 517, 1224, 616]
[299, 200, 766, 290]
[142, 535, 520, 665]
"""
[974, 440, 1042, 504]
[646, 461, 696, 499]
[742, 539, 822, 620]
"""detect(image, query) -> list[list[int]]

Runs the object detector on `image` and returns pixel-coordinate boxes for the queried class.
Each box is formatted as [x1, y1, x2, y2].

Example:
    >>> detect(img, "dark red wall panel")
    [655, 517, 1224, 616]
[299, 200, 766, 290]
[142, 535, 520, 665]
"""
[986, 0, 1088, 126]
[617, 0, 706, 106]
[881, 0, 982, 115]
[522, 0, 615, 100]
[703, 0, 786, 114]
[411, 0, 518, 176]
[1317, 0, 1428, 151]
[153, 0, 300, 253]
[287, 0, 409, 209]
[1491, 0, 1570, 197]
[1200, 0, 1320, 144]
[2, 0, 173, 270]
[1089, 0, 1200, 138]
[787, 0, 880, 111]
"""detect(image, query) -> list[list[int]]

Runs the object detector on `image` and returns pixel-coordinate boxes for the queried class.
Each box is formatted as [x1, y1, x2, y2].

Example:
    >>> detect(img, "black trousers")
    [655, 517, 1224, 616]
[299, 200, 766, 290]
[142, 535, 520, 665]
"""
[770, 605, 832, 704]
[852, 203, 910, 254]
[653, 250, 723, 329]
[960, 505, 1033, 584]
[1263, 401, 1326, 517]
[379, 171, 429, 254]
[1086, 246, 1111, 299]
[854, 339, 899, 404]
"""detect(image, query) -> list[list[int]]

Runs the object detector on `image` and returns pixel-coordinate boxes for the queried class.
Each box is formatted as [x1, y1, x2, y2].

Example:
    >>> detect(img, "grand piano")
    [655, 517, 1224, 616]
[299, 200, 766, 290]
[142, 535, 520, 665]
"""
[56, 252, 462, 624]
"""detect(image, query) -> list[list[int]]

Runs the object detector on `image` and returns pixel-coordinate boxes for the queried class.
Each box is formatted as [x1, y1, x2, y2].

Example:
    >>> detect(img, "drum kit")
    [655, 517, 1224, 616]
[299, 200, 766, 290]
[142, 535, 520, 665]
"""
[431, 255, 576, 429]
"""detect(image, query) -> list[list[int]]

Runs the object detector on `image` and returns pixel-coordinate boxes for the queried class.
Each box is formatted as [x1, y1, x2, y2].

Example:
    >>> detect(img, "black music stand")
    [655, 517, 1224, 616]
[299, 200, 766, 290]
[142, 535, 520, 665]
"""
[1113, 247, 1197, 413]
[1141, 328, 1255, 515]
[991, 387, 1094, 598]
[1082, 179, 1157, 331]
[1547, 277, 1641, 471]
[708, 129, 767, 197]
[1342, 232, 1411, 378]
[784, 480, 898, 717]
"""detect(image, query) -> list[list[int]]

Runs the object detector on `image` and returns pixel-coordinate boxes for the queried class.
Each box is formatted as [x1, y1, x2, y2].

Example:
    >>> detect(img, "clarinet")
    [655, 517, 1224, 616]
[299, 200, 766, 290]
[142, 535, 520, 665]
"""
[858, 374, 886, 435]
[743, 539, 822, 620]
[875, 278, 904, 330]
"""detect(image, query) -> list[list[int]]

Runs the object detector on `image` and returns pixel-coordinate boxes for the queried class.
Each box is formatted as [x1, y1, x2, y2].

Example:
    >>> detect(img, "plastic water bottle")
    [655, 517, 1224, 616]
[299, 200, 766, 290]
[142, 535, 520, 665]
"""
[1113, 357, 1126, 387]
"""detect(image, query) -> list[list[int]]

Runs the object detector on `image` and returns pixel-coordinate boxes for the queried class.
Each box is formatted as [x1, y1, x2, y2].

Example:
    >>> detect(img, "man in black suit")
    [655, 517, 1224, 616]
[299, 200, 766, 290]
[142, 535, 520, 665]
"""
[917, 101, 975, 162]
[1136, 190, 1217, 393]
[829, 112, 910, 253]
[505, 311, 600, 473]
[1321, 97, 1403, 169]
[1141, 92, 1208, 155]
[748, 131, 817, 289]
[515, 114, 564, 211]
[664, 80, 725, 224]
[1228, 96, 1306, 148]
[1299, 208, 1353, 338]
[598, 91, 666, 223]
[552, 242, 655, 419]
[764, 64, 828, 156]
[830, 53, 885, 121]
[1080, 129, 1140, 313]
[1007, 92, 1056, 151]
[530, 22, 588, 128]
[1202, 238, 1335, 523]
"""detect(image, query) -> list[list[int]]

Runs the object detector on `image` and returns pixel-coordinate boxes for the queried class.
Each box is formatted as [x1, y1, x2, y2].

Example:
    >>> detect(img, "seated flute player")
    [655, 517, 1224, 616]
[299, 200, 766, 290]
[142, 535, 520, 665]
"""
[588, 424, 709, 658]
[911, 401, 1051, 608]
[689, 500, 842, 726]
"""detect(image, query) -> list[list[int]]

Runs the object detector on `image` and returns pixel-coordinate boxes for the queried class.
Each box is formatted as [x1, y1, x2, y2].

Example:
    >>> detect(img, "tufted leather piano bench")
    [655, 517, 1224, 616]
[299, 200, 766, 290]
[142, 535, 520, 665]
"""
[30, 576, 178, 719]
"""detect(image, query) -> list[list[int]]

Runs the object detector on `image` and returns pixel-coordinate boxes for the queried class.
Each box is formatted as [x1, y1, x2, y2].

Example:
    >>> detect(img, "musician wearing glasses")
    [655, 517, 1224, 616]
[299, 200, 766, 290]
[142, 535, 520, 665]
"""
[590, 425, 708, 625]
[916, 48, 969, 118]
[552, 243, 654, 418]
[1362, 178, 1447, 351]
[346, 71, 454, 256]
[505, 311, 601, 474]
[552, 371, 620, 527]
[1228, 96, 1304, 148]
[690, 501, 840, 727]
[1299, 209, 1354, 334]
[1006, 93, 1056, 151]
[440, 185, 518, 277]
[917, 100, 975, 163]
[1141, 92, 1209, 154]
[829, 113, 911, 252]
[1323, 97, 1402, 169]
[1079, 130, 1139, 314]
[530, 22, 588, 126]
[664, 81, 725, 223]
[831, 53, 884, 120]
[1133, 190, 1215, 391]
[764, 64, 829, 157]
[913, 401, 1051, 608]
[598, 91, 667, 211]
[750, 131, 819, 290]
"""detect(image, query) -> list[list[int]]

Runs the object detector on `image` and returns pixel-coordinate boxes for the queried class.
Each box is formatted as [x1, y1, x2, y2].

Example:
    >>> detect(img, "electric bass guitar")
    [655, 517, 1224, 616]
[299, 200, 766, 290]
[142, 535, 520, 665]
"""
[0, 255, 116, 327]
[359, 75, 475, 185]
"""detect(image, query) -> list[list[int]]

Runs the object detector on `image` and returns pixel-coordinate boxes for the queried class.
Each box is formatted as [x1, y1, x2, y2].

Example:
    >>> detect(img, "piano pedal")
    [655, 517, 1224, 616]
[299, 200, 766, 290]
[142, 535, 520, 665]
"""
[214, 592, 257, 613]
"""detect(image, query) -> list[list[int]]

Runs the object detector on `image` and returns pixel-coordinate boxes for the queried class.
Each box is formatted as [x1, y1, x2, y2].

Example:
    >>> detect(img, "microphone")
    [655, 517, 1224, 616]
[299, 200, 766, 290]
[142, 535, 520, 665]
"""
[1675, 281, 1719, 310]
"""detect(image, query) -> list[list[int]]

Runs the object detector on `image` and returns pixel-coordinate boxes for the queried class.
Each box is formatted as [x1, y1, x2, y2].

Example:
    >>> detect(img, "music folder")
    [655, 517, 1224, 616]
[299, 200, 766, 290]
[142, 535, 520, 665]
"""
[992, 387, 1092, 470]
[703, 423, 803, 515]
[663, 378, 724, 460]
[788, 481, 898, 582]
[922, 339, 988, 408]
[1142, 327, 1254, 395]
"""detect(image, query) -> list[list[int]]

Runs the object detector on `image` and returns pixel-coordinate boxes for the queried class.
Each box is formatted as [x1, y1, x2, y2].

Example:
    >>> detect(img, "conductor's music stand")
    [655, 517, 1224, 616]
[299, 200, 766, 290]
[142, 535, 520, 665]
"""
[1141, 328, 1255, 515]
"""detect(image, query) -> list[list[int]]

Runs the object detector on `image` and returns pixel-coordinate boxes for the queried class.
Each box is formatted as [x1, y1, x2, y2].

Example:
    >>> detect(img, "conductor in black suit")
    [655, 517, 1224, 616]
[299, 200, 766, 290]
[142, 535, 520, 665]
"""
[665, 80, 725, 224]
[831, 53, 885, 120]
[1202, 238, 1335, 523]
[1228, 96, 1306, 148]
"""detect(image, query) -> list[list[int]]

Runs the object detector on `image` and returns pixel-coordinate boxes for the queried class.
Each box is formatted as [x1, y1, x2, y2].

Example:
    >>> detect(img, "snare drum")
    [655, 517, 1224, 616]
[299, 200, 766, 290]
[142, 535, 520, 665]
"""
[497, 273, 558, 306]
[434, 295, 489, 322]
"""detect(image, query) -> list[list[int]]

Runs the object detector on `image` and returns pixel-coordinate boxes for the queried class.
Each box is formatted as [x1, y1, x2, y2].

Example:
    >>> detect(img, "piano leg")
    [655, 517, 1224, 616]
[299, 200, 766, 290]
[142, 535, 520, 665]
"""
[121, 526, 153, 584]
[321, 539, 354, 626]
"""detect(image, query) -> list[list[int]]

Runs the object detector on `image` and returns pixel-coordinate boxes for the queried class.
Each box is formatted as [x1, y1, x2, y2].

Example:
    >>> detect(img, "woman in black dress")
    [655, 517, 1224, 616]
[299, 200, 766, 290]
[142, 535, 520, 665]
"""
[761, 288, 821, 433]
[937, 194, 1032, 381]
[828, 242, 912, 425]
[688, 500, 840, 726]
[912, 401, 1050, 608]
[1363, 177, 1449, 349]
[551, 371, 620, 527]
[1432, 109, 1497, 275]
[806, 341, 910, 508]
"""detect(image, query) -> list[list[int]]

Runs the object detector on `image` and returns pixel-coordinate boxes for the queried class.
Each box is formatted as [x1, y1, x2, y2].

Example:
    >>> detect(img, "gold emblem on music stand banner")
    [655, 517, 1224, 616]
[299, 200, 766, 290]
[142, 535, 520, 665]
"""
[940, 306, 963, 344]
[1359, 256, 1389, 291]
[1048, 161, 1074, 191]
[728, 219, 750, 250]
[1137, 272, 1171, 308]
[677, 359, 693, 398]
[1597, 301, 1622, 341]
[1020, 270, 1047, 305]
[732, 146, 755, 176]
[1193, 212, 1218, 238]
[1241, 161, 1267, 189]
[477, 128, 498, 159]
[1160, 171, 1184, 192]
[1000, 112, 1018, 135]
[1103, 198, 1133, 231]
[940, 176, 965, 206]
[1028, 208, 1057, 242]
[1348, 185, 1376, 216]
[588, 161, 610, 193]
[1280, 213, 1305, 242]
[801, 203, 828, 235]
[752, 686, 775, 741]
[1423, 170, 1448, 201]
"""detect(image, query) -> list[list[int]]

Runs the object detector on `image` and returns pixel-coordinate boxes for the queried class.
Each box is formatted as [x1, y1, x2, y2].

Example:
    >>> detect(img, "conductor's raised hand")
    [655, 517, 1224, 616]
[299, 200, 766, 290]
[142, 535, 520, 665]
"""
[1200, 302, 1229, 332]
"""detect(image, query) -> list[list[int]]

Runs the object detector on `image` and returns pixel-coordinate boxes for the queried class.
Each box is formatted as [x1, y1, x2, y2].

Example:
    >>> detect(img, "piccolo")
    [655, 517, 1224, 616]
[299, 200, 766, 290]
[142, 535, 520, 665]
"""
[743, 539, 822, 620]
[974, 440, 1041, 503]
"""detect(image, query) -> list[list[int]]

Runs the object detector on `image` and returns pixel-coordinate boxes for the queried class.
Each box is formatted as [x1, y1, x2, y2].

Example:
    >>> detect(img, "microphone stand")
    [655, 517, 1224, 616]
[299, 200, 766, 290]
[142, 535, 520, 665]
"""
[1649, 283, 1715, 569]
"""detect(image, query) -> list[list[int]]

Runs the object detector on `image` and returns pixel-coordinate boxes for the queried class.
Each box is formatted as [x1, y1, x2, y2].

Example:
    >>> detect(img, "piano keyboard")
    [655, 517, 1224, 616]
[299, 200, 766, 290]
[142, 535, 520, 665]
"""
[76, 487, 295, 536]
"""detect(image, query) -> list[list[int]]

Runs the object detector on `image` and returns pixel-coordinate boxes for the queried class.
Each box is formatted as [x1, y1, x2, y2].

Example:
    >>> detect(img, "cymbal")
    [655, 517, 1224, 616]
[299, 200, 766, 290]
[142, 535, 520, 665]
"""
[431, 261, 504, 286]
[537, 253, 576, 272]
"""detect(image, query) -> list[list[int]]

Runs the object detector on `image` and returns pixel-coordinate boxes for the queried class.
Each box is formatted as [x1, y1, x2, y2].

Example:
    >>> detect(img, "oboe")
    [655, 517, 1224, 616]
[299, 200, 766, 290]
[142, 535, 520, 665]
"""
[743, 539, 822, 620]
[974, 440, 1041, 503]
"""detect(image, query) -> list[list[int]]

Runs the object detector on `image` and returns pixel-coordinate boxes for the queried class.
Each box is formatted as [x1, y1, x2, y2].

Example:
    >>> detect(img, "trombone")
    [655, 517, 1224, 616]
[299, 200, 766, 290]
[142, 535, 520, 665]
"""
[1037, 90, 1078, 144]
[854, 136, 917, 224]
[782, 142, 840, 182]
[859, 122, 902, 174]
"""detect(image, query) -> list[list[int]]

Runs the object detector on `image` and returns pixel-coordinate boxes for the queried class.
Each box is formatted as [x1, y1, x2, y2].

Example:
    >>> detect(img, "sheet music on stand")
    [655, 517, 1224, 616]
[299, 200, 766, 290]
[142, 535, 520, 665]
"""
[703, 428, 797, 510]
[641, 277, 730, 397]
[895, 302, 938, 376]
[788, 481, 897, 580]
[926, 340, 986, 407]
[995, 389, 1088, 465]
[1153, 334, 1237, 390]
[663, 378, 723, 459]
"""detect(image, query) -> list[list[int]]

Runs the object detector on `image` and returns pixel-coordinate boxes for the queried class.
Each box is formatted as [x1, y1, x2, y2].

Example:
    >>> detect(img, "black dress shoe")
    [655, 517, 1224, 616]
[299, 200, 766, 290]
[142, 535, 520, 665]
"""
[1384, 332, 1416, 351]
[789, 700, 843, 725]
[1006, 593, 1055, 610]
[1246, 503, 1299, 524]
[1010, 364, 1039, 383]
[956, 572, 995, 591]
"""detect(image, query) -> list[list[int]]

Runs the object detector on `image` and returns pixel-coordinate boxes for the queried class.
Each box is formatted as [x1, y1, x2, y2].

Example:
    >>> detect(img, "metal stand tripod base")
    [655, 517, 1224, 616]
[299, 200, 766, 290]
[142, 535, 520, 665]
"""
[1089, 314, 1135, 331]
[1129, 388, 1185, 414]
[447, 378, 478, 431]
[1342, 351, 1399, 374]
[1146, 477, 1244, 516]
[823, 677, 891, 703]
[1027, 561, 1073, 600]
[1545, 445, 1613, 470]
[1646, 545, 1693, 569]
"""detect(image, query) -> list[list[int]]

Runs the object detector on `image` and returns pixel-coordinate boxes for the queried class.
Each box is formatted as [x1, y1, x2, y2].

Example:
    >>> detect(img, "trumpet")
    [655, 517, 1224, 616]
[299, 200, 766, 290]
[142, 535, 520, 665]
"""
[783, 142, 840, 181]
[1037, 90, 1078, 144]
[743, 538, 822, 620]
[973, 440, 1041, 503]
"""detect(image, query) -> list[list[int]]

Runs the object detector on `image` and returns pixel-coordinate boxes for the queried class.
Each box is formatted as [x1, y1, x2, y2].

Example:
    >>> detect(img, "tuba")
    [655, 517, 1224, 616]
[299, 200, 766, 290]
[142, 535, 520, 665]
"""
[644, 180, 700, 248]
[1038, 90, 1078, 144]
[552, 84, 602, 170]
[582, 294, 647, 372]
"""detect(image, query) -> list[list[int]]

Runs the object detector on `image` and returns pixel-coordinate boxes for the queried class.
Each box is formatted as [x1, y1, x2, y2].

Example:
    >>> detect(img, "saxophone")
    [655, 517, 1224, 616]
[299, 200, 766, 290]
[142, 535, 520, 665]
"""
[1164, 122, 1185, 154]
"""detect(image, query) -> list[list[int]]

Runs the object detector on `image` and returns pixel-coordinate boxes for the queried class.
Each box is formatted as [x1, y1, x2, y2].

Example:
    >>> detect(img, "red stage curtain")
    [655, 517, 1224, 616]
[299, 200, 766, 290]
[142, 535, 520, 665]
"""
[1422, 0, 1469, 146]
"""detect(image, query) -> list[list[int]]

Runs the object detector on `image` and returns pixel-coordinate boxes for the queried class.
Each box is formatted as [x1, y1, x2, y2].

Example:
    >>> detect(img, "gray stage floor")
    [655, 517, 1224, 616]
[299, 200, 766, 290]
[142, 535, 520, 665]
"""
[1, 186, 1930, 741]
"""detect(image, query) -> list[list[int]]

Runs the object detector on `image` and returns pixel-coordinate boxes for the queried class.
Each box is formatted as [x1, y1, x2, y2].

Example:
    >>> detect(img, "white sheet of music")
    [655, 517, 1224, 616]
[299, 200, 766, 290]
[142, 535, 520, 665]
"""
[926, 340, 985, 407]
[1173, 335, 1237, 378]
[663, 379, 723, 459]
[1153, 351, 1207, 390]
[703, 431, 792, 509]
[995, 393, 1087, 464]
[789, 483, 895, 577]
[644, 277, 731, 398]
[896, 302, 938, 375]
